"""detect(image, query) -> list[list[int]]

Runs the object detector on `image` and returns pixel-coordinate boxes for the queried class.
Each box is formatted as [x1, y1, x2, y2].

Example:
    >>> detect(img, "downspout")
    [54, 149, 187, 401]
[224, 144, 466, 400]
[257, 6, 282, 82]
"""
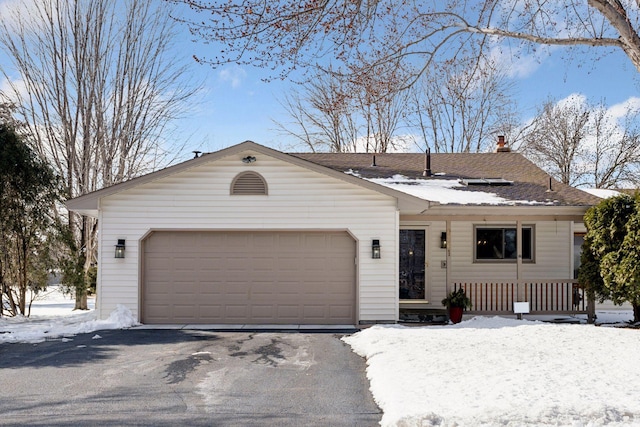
[395, 208, 400, 323]
[97, 199, 103, 319]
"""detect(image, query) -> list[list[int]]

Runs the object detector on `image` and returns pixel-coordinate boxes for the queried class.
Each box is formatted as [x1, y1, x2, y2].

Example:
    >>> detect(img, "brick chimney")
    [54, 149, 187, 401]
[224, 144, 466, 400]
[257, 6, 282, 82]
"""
[495, 135, 511, 153]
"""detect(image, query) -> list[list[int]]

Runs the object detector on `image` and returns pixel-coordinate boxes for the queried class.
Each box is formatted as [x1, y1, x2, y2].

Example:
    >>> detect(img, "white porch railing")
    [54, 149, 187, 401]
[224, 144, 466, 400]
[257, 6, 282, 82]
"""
[453, 280, 587, 315]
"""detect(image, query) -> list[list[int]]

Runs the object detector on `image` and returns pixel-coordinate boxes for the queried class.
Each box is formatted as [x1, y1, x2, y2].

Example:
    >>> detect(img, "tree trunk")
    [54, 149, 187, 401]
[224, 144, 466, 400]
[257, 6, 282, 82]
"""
[74, 290, 88, 311]
[586, 291, 596, 324]
[633, 303, 640, 324]
[73, 253, 90, 310]
[587, 0, 640, 74]
[0, 258, 4, 317]
[18, 238, 27, 315]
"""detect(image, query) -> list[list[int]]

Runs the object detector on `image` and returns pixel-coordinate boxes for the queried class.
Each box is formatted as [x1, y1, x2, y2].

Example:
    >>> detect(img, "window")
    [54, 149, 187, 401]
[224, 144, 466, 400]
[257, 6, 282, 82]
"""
[231, 171, 268, 195]
[475, 226, 533, 262]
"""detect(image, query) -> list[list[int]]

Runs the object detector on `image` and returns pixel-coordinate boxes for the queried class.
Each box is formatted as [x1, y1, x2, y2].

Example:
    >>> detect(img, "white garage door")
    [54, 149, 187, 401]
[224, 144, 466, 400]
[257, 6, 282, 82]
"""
[142, 231, 356, 324]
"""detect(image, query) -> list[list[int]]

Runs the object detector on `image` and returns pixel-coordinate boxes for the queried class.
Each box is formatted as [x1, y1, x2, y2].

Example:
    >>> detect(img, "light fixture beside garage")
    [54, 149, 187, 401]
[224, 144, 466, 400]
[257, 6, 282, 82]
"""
[372, 239, 381, 259]
[242, 155, 256, 164]
[441, 232, 448, 249]
[114, 239, 126, 258]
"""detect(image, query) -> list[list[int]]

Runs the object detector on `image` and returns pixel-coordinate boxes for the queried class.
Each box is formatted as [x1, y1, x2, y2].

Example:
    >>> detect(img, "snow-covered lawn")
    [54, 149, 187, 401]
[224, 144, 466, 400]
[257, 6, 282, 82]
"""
[0, 286, 137, 343]
[344, 316, 640, 427]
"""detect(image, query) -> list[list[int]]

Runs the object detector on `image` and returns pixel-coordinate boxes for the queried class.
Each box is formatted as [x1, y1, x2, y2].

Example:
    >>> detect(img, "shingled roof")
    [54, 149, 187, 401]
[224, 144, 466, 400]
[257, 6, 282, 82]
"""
[290, 151, 601, 207]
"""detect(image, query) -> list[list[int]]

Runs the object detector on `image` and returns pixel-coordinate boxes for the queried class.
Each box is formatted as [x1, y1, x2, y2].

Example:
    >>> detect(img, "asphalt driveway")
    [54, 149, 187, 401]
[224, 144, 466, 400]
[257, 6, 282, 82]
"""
[0, 329, 381, 426]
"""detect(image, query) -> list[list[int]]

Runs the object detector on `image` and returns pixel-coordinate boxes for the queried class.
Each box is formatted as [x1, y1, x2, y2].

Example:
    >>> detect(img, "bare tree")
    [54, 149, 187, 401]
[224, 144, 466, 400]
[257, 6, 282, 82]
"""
[352, 61, 411, 153]
[276, 64, 411, 153]
[518, 96, 640, 188]
[518, 97, 591, 186]
[275, 69, 360, 152]
[0, 0, 198, 309]
[588, 103, 640, 188]
[175, 1, 640, 85]
[407, 55, 517, 153]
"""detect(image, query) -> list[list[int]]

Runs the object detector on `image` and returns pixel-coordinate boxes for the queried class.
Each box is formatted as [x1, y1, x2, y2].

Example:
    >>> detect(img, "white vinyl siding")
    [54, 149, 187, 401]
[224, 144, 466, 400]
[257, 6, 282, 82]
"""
[521, 221, 572, 280]
[96, 150, 398, 323]
[427, 222, 448, 307]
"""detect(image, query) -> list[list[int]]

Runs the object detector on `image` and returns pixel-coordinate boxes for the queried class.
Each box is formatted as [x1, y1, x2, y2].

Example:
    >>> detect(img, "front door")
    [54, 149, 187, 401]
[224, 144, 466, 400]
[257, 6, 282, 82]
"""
[399, 229, 426, 299]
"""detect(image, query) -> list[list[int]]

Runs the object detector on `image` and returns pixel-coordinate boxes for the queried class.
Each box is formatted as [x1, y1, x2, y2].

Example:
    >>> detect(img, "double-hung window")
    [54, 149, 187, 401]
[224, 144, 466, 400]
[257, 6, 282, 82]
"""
[475, 226, 534, 262]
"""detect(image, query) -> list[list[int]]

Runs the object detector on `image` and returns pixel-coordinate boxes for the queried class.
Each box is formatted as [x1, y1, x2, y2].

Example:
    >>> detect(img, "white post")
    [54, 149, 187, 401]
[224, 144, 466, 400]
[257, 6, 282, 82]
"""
[446, 220, 451, 296]
[516, 220, 523, 304]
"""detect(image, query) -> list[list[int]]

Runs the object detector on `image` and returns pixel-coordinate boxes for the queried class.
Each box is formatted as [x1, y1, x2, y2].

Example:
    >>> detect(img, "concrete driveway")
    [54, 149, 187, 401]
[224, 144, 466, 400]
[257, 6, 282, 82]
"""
[0, 329, 381, 426]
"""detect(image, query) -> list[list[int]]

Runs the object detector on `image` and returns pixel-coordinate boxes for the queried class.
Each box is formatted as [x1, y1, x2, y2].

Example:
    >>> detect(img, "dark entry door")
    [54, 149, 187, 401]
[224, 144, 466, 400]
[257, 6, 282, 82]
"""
[399, 229, 426, 299]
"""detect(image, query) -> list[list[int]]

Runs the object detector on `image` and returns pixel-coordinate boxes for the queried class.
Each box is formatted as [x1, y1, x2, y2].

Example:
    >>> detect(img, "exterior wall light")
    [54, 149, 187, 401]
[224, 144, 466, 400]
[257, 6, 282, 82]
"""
[115, 239, 126, 258]
[372, 239, 381, 259]
[441, 232, 447, 249]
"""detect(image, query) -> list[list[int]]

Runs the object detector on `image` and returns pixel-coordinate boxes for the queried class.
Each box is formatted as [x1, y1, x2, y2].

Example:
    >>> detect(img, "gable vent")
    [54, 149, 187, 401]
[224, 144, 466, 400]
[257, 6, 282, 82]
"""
[231, 171, 268, 195]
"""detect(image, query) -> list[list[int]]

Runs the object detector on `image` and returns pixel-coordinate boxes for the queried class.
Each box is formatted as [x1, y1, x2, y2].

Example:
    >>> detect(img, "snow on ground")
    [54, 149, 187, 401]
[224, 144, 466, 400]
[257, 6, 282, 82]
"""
[4, 288, 639, 426]
[0, 286, 137, 343]
[344, 316, 640, 427]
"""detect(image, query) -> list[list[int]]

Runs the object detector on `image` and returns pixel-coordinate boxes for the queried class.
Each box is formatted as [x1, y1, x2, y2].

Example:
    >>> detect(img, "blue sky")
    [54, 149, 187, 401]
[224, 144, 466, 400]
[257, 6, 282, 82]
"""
[1, 0, 639, 160]
[181, 34, 640, 157]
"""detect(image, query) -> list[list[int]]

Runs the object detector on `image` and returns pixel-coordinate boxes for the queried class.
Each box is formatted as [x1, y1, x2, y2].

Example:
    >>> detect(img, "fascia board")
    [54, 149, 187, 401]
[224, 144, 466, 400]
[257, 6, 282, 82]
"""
[66, 141, 431, 214]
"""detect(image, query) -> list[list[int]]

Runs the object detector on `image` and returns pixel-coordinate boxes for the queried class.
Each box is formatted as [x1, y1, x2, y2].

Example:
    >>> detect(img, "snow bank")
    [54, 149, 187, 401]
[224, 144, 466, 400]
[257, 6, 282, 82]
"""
[68, 304, 138, 333]
[344, 317, 640, 426]
[0, 305, 138, 344]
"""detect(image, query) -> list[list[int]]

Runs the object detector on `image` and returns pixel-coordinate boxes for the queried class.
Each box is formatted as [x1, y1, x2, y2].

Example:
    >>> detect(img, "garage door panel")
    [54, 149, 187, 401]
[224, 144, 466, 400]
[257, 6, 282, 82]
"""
[224, 234, 251, 248]
[193, 307, 222, 323]
[251, 305, 277, 320]
[173, 295, 199, 306]
[143, 231, 356, 324]
[330, 305, 354, 317]
[225, 305, 250, 322]
[252, 286, 279, 296]
[224, 259, 248, 272]
[145, 304, 170, 317]
[277, 305, 302, 319]
[199, 283, 221, 295]
[173, 304, 196, 316]
[226, 284, 249, 297]
[302, 305, 325, 317]
[252, 258, 276, 271]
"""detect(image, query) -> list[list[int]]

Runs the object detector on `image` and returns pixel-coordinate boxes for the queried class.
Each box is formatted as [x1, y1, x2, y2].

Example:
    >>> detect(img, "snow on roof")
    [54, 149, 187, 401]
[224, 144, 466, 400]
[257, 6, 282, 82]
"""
[582, 188, 622, 199]
[347, 171, 549, 205]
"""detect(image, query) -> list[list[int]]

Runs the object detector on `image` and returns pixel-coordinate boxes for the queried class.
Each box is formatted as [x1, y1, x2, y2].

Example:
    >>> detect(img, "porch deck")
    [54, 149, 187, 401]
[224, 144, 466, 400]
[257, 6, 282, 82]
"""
[453, 280, 588, 315]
